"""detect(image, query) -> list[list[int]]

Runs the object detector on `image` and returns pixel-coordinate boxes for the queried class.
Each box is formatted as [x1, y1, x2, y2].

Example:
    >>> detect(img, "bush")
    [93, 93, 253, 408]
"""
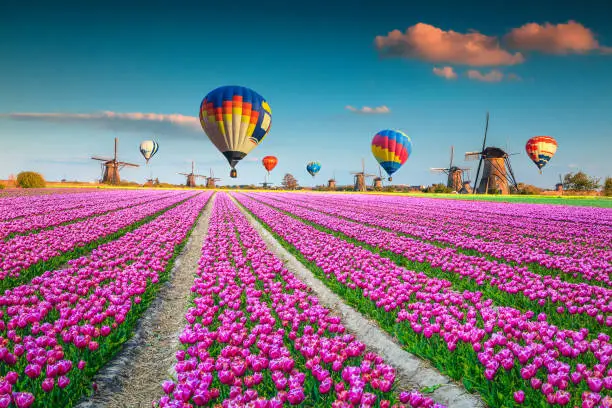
[604, 177, 612, 197]
[517, 183, 543, 195]
[16, 171, 46, 188]
[424, 183, 454, 193]
[0, 184, 5, 190]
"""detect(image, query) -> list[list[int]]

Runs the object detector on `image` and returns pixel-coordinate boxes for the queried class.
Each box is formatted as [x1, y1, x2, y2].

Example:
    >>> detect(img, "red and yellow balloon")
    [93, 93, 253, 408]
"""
[525, 136, 557, 174]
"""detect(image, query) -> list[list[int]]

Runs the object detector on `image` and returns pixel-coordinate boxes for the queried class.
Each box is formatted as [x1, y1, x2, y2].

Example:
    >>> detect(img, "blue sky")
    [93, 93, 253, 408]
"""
[1, 0, 611, 188]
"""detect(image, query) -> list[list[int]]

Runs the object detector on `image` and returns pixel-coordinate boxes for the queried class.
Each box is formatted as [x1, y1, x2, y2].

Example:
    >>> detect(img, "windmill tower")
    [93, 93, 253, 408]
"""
[91, 137, 139, 184]
[464, 113, 519, 195]
[430, 146, 471, 192]
[327, 171, 337, 190]
[373, 166, 383, 190]
[555, 174, 564, 194]
[351, 159, 376, 192]
[178, 161, 206, 188]
[205, 168, 221, 189]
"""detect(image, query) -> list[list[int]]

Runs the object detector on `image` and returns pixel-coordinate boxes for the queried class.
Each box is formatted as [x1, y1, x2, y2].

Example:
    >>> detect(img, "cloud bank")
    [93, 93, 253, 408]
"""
[505, 21, 611, 54]
[0, 111, 201, 137]
[375, 23, 525, 66]
[345, 105, 391, 114]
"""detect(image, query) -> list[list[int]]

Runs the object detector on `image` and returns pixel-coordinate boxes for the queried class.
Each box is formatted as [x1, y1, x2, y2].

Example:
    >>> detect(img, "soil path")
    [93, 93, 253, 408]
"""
[231, 194, 485, 408]
[76, 194, 215, 408]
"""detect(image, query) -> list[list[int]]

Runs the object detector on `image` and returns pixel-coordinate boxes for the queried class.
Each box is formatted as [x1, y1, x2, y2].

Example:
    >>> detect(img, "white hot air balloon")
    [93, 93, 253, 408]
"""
[139, 140, 159, 164]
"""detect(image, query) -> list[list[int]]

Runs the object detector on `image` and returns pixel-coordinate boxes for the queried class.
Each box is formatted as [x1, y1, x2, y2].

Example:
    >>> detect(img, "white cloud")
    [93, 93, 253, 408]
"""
[345, 105, 391, 114]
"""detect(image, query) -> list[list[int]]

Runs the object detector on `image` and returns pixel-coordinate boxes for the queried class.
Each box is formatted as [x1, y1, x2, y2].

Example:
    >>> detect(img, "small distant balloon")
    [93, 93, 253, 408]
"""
[306, 161, 321, 177]
[262, 156, 278, 174]
[525, 136, 557, 174]
[199, 85, 272, 178]
[139, 140, 159, 164]
[371, 129, 412, 181]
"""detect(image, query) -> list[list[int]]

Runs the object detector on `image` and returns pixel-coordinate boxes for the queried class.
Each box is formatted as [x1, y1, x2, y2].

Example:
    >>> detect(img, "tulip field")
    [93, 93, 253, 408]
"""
[233, 192, 612, 408]
[0, 189, 610, 408]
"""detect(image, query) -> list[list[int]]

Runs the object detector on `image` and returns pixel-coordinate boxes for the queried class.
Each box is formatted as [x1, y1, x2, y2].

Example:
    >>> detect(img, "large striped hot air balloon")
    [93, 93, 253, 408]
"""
[262, 156, 278, 174]
[525, 136, 557, 174]
[371, 129, 412, 181]
[139, 140, 159, 164]
[306, 161, 321, 177]
[199, 86, 272, 178]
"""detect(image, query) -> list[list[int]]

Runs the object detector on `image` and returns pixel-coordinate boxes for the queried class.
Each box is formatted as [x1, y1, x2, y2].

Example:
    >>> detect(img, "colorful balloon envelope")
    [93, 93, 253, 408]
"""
[525, 136, 557, 174]
[262, 156, 278, 174]
[199, 85, 272, 178]
[139, 140, 159, 164]
[306, 161, 321, 177]
[371, 129, 412, 181]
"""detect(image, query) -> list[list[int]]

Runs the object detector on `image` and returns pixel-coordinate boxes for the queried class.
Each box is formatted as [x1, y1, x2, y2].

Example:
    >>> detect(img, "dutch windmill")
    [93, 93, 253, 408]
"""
[327, 171, 337, 190]
[373, 166, 384, 190]
[430, 146, 471, 192]
[205, 168, 221, 189]
[178, 161, 206, 188]
[91, 137, 139, 185]
[464, 113, 519, 195]
[351, 158, 376, 192]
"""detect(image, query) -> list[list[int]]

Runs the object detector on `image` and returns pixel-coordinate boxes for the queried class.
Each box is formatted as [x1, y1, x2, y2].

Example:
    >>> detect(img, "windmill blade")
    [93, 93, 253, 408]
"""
[472, 156, 484, 194]
[118, 162, 140, 168]
[482, 112, 489, 152]
[464, 152, 481, 161]
[178, 172, 190, 176]
[505, 157, 519, 190]
[92, 156, 113, 162]
[449, 146, 454, 169]
[430, 168, 448, 173]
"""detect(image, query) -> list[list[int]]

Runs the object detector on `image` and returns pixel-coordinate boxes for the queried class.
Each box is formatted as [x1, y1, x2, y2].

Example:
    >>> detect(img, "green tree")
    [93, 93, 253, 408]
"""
[563, 171, 600, 191]
[603, 177, 612, 197]
[16, 171, 46, 188]
[281, 174, 298, 190]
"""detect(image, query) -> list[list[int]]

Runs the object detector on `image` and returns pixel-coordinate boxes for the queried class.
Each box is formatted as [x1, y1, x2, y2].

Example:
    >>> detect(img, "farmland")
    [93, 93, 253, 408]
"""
[0, 189, 610, 408]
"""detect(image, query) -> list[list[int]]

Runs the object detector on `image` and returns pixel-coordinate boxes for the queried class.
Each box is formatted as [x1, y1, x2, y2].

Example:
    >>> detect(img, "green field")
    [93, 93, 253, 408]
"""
[396, 193, 612, 208]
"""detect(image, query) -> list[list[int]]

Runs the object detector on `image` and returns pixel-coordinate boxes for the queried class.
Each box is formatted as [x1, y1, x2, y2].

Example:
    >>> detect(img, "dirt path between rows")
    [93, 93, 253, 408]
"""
[76, 194, 214, 408]
[231, 195, 485, 408]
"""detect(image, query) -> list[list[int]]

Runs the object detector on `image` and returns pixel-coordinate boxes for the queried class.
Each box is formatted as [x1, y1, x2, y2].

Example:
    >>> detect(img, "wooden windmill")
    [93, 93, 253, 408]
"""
[91, 137, 139, 184]
[464, 113, 519, 195]
[430, 146, 471, 192]
[372, 166, 383, 190]
[351, 159, 376, 192]
[327, 171, 337, 190]
[205, 168, 221, 189]
[178, 161, 206, 188]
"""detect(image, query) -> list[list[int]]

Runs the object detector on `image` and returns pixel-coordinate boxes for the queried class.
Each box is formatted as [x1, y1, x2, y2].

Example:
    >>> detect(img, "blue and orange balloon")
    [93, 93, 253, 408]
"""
[525, 136, 557, 174]
[306, 161, 321, 177]
[371, 129, 412, 181]
[199, 85, 272, 178]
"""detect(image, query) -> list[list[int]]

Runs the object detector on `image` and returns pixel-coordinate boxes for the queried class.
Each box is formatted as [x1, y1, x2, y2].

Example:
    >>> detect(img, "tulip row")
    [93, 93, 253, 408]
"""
[234, 193, 612, 408]
[244, 193, 612, 332]
[0, 190, 133, 222]
[0, 191, 176, 240]
[156, 193, 444, 408]
[0, 191, 197, 289]
[264, 193, 612, 286]
[0, 191, 211, 408]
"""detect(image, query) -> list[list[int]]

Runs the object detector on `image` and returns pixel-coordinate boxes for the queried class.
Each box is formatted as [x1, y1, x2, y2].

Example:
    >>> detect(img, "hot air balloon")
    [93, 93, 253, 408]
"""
[306, 161, 321, 177]
[139, 140, 159, 164]
[199, 85, 272, 178]
[526, 136, 557, 174]
[262, 156, 278, 174]
[371, 129, 412, 181]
